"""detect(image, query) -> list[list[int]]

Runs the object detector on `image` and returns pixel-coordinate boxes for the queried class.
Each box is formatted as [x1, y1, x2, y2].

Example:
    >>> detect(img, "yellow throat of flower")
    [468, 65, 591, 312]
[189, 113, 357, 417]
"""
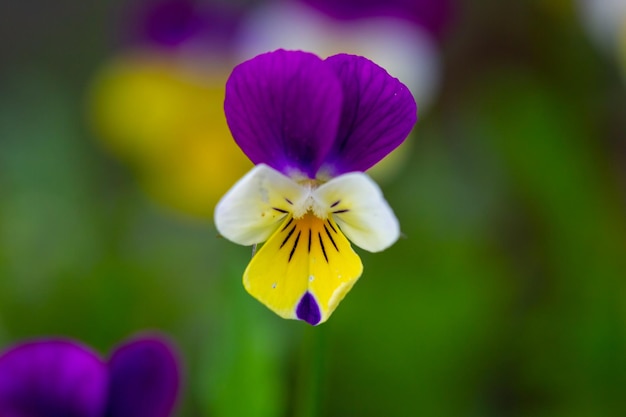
[243, 213, 363, 325]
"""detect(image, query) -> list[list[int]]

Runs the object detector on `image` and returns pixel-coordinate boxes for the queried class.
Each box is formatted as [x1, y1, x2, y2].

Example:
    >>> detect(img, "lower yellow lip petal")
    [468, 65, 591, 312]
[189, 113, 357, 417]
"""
[243, 213, 363, 325]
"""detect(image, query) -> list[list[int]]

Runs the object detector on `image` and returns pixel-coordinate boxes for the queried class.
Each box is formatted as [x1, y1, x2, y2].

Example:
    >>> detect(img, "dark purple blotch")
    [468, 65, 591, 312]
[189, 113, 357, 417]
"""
[296, 292, 322, 325]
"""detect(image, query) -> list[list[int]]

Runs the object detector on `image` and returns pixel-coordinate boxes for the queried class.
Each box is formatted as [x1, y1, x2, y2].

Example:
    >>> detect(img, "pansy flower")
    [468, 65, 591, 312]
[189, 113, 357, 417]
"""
[215, 49, 417, 325]
[0, 334, 180, 417]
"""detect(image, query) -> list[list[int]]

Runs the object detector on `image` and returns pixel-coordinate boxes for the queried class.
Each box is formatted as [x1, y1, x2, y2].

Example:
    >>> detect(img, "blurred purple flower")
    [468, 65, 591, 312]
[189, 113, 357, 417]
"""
[122, 0, 243, 50]
[138, 0, 207, 47]
[299, 0, 454, 38]
[0, 334, 180, 417]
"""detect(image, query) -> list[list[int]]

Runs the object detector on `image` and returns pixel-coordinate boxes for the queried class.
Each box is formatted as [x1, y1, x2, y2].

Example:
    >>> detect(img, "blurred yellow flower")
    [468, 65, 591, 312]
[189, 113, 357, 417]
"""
[89, 53, 252, 218]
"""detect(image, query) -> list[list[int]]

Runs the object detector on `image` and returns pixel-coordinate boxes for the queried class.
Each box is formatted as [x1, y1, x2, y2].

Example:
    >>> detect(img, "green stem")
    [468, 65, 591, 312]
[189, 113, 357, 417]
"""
[295, 325, 328, 417]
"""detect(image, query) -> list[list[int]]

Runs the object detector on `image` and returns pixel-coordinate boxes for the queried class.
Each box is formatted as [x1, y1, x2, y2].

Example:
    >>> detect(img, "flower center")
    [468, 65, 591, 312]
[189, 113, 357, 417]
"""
[290, 180, 328, 220]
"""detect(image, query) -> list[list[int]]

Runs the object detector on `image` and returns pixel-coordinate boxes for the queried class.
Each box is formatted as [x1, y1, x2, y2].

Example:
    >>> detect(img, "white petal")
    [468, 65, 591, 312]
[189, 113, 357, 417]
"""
[214, 164, 307, 245]
[313, 172, 399, 252]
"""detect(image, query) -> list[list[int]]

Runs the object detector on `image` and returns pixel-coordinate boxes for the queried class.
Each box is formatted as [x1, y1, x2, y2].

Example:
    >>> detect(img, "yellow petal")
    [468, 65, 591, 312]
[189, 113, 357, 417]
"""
[243, 213, 363, 325]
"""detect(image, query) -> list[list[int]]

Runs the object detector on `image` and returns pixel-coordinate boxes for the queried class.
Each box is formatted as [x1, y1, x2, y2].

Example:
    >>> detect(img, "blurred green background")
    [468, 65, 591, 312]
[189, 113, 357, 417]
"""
[1, 0, 626, 416]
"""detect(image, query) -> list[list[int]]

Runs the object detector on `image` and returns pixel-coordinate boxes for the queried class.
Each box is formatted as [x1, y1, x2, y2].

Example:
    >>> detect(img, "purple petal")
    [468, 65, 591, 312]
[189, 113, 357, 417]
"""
[225, 49, 343, 178]
[0, 340, 108, 417]
[105, 335, 180, 417]
[321, 54, 417, 176]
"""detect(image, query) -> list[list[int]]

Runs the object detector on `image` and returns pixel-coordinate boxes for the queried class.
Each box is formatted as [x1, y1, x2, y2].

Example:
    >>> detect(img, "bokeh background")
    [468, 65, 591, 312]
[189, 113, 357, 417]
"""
[1, 0, 626, 416]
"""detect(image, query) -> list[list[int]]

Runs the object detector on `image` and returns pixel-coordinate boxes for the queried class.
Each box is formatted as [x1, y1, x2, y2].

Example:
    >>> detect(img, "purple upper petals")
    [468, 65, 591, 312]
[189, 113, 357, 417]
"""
[296, 292, 322, 325]
[321, 54, 417, 176]
[224, 50, 417, 179]
[105, 336, 180, 417]
[224, 49, 343, 178]
[0, 340, 108, 417]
